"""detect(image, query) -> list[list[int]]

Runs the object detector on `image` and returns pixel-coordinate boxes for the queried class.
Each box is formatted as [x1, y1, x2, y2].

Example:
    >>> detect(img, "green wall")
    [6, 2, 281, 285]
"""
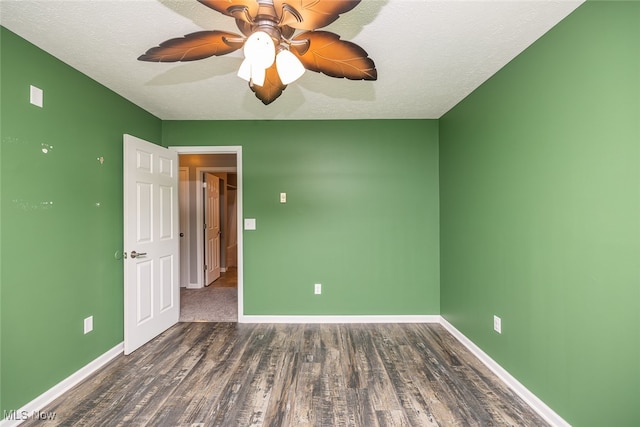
[163, 120, 441, 316]
[0, 27, 162, 414]
[3, 1, 640, 424]
[439, 2, 640, 426]
[1, 28, 440, 414]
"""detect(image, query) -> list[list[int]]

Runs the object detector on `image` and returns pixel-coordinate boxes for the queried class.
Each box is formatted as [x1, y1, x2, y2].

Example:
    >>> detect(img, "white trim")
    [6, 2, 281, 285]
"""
[197, 166, 237, 173]
[170, 146, 242, 156]
[1, 343, 123, 427]
[170, 146, 243, 321]
[178, 167, 190, 288]
[439, 317, 571, 427]
[239, 315, 440, 324]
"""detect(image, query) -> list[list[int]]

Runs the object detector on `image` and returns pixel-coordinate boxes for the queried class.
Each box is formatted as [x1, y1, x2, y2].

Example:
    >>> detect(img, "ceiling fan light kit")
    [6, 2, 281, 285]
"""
[275, 49, 306, 85]
[238, 30, 275, 86]
[138, 0, 377, 105]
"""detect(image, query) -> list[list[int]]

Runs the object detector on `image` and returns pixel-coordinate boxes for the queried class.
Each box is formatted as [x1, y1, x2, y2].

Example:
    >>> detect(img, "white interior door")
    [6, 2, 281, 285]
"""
[204, 173, 221, 285]
[123, 134, 179, 355]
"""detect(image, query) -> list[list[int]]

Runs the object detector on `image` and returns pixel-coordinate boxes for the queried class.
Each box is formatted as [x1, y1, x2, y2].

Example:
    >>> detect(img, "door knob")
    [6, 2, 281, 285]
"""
[130, 251, 147, 259]
[180, 233, 184, 237]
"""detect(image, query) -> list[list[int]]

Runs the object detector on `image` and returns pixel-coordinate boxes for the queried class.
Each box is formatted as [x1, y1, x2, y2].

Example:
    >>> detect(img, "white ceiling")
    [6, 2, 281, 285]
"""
[1, 0, 583, 120]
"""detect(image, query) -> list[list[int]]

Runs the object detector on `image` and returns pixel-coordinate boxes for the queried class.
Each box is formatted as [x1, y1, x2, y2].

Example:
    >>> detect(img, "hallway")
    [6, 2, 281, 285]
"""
[179, 269, 238, 322]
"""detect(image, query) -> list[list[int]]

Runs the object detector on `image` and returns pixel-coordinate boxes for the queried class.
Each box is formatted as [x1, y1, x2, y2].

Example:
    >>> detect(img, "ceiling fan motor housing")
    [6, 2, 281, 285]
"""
[253, 0, 283, 46]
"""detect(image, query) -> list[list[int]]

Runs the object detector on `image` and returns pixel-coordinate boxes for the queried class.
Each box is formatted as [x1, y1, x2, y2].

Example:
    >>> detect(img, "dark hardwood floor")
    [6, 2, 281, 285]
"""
[23, 323, 549, 426]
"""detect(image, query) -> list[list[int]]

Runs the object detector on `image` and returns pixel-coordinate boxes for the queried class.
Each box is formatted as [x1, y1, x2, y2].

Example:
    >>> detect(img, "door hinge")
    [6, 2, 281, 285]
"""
[202, 181, 207, 188]
[204, 265, 207, 271]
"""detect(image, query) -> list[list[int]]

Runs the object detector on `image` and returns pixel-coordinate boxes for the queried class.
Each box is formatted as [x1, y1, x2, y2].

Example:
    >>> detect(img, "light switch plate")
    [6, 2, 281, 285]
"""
[30, 85, 43, 107]
[244, 218, 256, 230]
[280, 192, 286, 203]
[493, 315, 502, 334]
[84, 316, 93, 334]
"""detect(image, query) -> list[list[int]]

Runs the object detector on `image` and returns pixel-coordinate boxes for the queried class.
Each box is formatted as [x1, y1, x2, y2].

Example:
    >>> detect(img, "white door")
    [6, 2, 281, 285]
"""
[123, 134, 179, 355]
[204, 173, 221, 285]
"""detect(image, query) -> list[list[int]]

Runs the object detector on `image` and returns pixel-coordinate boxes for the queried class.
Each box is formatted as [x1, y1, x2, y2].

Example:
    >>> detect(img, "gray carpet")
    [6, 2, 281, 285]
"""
[179, 286, 238, 322]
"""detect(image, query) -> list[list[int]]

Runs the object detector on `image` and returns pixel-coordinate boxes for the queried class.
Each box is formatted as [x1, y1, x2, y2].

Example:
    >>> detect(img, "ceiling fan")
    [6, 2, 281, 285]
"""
[138, 0, 377, 105]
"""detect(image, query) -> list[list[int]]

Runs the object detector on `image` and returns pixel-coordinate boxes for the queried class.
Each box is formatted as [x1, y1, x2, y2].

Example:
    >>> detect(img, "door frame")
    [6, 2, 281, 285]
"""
[178, 167, 190, 288]
[171, 146, 244, 321]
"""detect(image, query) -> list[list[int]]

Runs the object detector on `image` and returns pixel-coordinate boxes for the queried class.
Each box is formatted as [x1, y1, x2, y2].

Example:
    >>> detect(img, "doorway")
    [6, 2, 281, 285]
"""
[171, 146, 243, 322]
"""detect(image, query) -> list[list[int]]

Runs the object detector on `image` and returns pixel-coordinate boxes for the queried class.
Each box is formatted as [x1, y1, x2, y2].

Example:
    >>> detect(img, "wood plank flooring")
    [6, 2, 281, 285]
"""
[209, 268, 238, 288]
[23, 323, 549, 426]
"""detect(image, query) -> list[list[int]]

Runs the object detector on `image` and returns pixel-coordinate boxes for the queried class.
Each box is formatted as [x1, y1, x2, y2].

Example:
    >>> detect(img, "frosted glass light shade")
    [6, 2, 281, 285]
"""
[237, 58, 266, 86]
[237, 58, 252, 81]
[250, 67, 266, 87]
[244, 31, 275, 69]
[276, 50, 305, 85]
[237, 31, 276, 87]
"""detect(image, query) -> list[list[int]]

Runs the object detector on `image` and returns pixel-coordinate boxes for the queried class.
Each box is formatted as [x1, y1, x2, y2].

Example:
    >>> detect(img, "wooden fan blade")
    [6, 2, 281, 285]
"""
[250, 63, 287, 105]
[275, 0, 360, 30]
[198, 0, 259, 23]
[292, 31, 376, 80]
[138, 31, 243, 62]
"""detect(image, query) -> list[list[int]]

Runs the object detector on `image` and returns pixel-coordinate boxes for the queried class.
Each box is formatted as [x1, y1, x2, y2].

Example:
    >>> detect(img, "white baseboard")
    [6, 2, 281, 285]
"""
[239, 314, 440, 324]
[439, 317, 570, 427]
[186, 283, 202, 289]
[1, 343, 123, 427]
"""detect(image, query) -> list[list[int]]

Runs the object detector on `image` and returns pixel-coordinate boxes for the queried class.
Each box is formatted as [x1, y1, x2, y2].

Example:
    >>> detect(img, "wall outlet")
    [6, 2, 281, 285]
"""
[280, 192, 287, 203]
[493, 315, 502, 334]
[84, 316, 93, 334]
[314, 283, 322, 295]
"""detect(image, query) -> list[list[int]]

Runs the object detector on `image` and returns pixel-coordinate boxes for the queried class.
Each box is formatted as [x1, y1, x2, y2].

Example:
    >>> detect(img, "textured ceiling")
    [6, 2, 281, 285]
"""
[0, 0, 584, 120]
